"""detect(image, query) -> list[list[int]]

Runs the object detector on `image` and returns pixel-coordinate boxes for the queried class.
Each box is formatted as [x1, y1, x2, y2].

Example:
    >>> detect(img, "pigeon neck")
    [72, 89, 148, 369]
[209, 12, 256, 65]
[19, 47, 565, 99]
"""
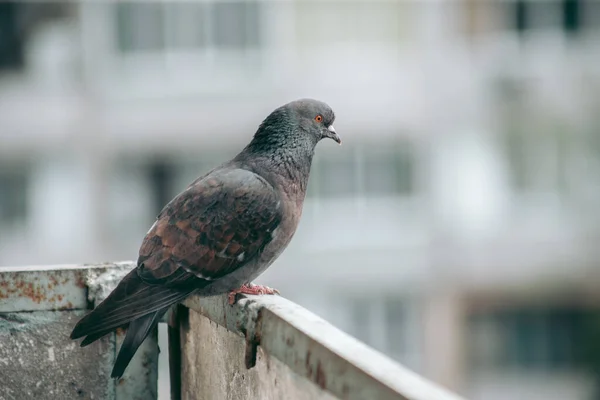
[239, 137, 316, 197]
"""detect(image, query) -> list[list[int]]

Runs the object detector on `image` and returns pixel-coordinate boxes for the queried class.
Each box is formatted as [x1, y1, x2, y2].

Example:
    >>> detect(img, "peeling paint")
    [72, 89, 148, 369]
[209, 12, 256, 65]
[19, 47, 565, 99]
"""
[0, 262, 136, 313]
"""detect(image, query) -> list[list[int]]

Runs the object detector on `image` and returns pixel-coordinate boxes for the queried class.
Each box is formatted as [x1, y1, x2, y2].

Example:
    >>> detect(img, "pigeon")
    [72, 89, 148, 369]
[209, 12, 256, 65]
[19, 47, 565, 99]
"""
[70, 98, 341, 379]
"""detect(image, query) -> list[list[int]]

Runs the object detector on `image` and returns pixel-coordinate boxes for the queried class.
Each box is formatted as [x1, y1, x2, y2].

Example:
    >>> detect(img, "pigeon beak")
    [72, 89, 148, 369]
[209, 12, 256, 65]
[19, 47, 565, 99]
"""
[324, 125, 342, 145]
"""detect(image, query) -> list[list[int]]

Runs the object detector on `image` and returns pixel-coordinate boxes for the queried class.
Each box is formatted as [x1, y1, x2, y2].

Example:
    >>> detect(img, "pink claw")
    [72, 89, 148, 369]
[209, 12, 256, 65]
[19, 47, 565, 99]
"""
[228, 283, 280, 305]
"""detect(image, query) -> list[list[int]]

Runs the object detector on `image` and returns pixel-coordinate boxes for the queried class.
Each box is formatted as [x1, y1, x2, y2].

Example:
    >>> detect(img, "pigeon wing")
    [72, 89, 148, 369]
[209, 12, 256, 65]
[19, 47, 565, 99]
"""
[71, 167, 283, 340]
[137, 167, 283, 285]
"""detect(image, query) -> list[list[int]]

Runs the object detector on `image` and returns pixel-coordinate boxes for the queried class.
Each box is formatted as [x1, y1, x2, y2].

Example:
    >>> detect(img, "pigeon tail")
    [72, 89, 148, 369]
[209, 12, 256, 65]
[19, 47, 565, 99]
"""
[70, 268, 193, 342]
[70, 266, 195, 378]
[111, 309, 166, 379]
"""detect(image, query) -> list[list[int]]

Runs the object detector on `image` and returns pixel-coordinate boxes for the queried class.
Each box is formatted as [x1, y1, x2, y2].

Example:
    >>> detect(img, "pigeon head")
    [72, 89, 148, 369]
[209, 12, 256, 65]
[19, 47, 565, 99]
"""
[246, 99, 341, 155]
[239, 99, 341, 190]
[288, 98, 341, 145]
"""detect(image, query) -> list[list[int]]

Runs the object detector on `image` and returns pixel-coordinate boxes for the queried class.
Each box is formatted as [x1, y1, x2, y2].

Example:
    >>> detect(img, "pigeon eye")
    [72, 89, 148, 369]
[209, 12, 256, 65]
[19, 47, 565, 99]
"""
[315, 115, 323, 123]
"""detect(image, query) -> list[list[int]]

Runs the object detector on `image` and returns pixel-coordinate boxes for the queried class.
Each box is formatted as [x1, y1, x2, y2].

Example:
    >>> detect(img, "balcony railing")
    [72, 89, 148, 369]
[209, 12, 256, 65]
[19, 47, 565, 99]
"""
[0, 262, 466, 400]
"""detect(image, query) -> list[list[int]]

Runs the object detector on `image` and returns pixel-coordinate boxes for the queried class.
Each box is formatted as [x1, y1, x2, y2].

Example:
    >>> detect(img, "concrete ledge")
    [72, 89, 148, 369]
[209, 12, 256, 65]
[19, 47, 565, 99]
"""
[183, 294, 466, 400]
[0, 262, 156, 400]
[1, 262, 467, 400]
[0, 261, 135, 312]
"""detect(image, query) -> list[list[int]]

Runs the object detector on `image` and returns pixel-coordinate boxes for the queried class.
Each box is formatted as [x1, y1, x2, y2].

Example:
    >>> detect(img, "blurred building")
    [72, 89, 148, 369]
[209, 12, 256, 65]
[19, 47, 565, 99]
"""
[1, 1, 600, 399]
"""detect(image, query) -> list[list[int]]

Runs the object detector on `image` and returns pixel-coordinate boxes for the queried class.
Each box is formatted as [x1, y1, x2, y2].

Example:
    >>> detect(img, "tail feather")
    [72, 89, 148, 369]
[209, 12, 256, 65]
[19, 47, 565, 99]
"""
[73, 290, 189, 339]
[70, 267, 197, 377]
[80, 326, 126, 347]
[111, 309, 165, 379]
[70, 269, 191, 340]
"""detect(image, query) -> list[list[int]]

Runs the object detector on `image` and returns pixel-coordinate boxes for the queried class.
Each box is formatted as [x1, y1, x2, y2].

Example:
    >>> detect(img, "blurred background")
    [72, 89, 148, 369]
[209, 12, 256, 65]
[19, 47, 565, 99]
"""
[1, 1, 600, 399]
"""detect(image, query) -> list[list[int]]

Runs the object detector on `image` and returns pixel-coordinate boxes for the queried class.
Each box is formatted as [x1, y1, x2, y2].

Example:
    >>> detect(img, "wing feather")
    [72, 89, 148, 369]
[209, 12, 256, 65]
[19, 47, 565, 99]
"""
[137, 168, 282, 284]
[71, 167, 283, 346]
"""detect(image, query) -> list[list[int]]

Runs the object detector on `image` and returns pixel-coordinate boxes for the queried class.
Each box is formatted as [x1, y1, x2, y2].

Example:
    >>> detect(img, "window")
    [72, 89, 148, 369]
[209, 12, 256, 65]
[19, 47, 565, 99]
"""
[310, 142, 416, 199]
[312, 155, 358, 198]
[116, 3, 165, 52]
[504, 123, 533, 192]
[0, 2, 71, 70]
[211, 1, 260, 49]
[0, 2, 24, 70]
[115, 1, 261, 53]
[363, 145, 414, 196]
[347, 296, 418, 367]
[514, 0, 529, 33]
[503, 119, 573, 197]
[350, 299, 372, 345]
[468, 306, 600, 371]
[147, 159, 177, 216]
[507, 0, 585, 35]
[562, 0, 581, 34]
[384, 298, 409, 360]
[0, 167, 28, 228]
[465, 0, 592, 39]
[497, 76, 573, 197]
[294, 1, 409, 48]
[583, 1, 600, 32]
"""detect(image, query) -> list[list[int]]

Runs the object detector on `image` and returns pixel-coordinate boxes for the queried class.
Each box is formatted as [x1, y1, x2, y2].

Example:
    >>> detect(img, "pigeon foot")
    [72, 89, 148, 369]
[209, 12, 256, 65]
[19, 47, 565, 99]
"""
[228, 283, 280, 305]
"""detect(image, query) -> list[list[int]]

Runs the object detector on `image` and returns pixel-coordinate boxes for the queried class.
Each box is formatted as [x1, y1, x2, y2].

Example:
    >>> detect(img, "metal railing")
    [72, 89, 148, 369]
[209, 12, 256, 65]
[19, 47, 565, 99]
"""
[0, 263, 466, 400]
